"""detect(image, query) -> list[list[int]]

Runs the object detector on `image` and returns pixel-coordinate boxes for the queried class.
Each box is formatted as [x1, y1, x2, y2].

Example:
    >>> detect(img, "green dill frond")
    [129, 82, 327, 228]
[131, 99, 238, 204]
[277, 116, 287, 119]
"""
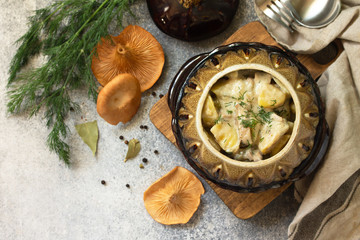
[258, 107, 273, 124]
[240, 118, 259, 129]
[7, 0, 136, 165]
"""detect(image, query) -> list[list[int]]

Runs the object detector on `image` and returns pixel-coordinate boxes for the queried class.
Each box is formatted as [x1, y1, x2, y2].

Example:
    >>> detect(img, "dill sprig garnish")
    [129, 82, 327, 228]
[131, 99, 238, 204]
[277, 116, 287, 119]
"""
[237, 107, 273, 129]
[257, 107, 272, 124]
[7, 0, 135, 165]
[215, 114, 223, 124]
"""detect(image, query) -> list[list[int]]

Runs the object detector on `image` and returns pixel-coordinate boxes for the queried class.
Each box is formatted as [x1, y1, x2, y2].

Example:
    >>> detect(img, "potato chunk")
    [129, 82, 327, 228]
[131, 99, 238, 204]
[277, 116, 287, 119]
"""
[254, 72, 271, 97]
[202, 95, 219, 127]
[210, 122, 240, 153]
[258, 114, 289, 154]
[271, 134, 291, 155]
[258, 83, 286, 108]
[254, 71, 272, 83]
[212, 77, 254, 101]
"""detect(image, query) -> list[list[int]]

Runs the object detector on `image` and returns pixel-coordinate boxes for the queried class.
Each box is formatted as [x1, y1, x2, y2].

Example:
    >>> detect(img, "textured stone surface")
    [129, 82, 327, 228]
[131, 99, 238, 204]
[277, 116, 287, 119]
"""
[0, 1, 299, 239]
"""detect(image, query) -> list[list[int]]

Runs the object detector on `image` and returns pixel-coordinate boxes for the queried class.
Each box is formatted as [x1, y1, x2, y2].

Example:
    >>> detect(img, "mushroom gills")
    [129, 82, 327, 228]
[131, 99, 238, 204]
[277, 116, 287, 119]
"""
[143, 166, 205, 225]
[91, 25, 164, 92]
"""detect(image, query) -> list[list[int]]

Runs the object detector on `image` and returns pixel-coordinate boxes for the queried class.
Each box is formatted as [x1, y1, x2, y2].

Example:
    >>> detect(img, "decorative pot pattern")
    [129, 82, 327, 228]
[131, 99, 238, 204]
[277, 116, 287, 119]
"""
[169, 43, 329, 192]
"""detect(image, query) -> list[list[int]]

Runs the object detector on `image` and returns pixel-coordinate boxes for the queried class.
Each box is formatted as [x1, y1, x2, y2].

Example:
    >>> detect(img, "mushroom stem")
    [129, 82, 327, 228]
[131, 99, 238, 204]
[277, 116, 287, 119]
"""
[169, 193, 181, 205]
[116, 44, 127, 55]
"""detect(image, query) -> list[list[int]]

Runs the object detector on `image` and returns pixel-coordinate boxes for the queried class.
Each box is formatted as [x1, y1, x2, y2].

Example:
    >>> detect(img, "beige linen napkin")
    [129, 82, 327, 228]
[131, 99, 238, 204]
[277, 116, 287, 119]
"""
[255, 1, 360, 239]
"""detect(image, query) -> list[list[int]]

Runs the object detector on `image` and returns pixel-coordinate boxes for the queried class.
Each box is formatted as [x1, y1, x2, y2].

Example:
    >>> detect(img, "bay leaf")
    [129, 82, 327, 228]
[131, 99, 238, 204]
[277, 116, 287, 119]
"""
[124, 139, 141, 162]
[75, 120, 98, 156]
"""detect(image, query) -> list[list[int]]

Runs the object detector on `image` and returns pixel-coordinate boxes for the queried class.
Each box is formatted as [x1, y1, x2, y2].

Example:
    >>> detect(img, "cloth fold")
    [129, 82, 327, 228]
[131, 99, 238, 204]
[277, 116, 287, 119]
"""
[255, 1, 360, 239]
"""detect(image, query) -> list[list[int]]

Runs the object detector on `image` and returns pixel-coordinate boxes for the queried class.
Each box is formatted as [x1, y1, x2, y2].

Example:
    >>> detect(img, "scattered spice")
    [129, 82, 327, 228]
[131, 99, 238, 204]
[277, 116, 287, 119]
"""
[143, 166, 205, 225]
[142, 158, 148, 163]
[126, 184, 130, 188]
[119, 136, 124, 140]
[152, 92, 157, 97]
[140, 125, 149, 130]
[70, 107, 75, 112]
[124, 140, 129, 145]
[101, 180, 106, 185]
[124, 139, 141, 162]
[159, 94, 164, 98]
[154, 150, 159, 154]
[140, 163, 144, 169]
[75, 120, 99, 156]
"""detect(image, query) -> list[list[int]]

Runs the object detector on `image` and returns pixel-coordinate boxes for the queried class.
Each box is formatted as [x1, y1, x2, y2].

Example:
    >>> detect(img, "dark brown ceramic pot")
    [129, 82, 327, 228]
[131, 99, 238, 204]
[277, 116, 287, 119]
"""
[146, 0, 239, 41]
[168, 42, 329, 193]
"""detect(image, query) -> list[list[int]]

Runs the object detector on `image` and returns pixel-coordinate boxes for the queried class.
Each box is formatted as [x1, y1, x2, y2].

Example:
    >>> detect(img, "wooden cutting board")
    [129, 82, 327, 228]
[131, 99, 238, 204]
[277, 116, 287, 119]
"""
[150, 21, 341, 219]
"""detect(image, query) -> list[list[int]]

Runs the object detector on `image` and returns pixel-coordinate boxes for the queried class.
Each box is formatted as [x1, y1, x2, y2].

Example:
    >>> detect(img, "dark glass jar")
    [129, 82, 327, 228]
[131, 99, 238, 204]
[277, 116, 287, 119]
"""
[146, 0, 239, 41]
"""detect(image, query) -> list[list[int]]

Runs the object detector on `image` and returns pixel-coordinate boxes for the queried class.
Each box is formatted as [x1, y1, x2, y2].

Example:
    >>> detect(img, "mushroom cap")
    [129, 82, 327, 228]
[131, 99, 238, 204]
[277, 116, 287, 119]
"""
[143, 166, 205, 225]
[91, 25, 165, 92]
[97, 73, 141, 125]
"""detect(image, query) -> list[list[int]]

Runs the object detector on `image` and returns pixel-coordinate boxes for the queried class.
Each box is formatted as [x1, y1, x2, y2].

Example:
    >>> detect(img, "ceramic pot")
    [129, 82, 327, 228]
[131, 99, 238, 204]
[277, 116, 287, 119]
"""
[146, 0, 239, 41]
[168, 42, 329, 192]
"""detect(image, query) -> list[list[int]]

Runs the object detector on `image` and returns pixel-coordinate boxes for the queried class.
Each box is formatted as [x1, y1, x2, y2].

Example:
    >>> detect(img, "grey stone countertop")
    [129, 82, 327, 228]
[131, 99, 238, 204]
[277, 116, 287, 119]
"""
[0, 1, 300, 239]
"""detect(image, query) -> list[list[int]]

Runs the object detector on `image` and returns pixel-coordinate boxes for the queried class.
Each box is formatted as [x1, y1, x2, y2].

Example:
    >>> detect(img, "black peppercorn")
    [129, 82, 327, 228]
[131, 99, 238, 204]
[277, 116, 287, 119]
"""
[101, 180, 106, 185]
[124, 140, 129, 145]
[119, 136, 124, 140]
[154, 150, 159, 154]
[159, 94, 164, 98]
[142, 158, 148, 163]
[126, 184, 130, 188]
[152, 92, 157, 97]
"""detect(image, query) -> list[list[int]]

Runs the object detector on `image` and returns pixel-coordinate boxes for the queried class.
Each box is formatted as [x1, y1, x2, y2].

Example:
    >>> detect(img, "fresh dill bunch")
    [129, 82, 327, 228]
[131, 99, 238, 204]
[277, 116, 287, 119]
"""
[7, 0, 135, 165]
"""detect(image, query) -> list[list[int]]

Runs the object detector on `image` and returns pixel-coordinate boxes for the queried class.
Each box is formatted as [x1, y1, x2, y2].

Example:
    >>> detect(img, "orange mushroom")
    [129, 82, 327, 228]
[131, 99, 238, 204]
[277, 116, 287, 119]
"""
[91, 25, 165, 92]
[96, 73, 141, 125]
[144, 166, 205, 225]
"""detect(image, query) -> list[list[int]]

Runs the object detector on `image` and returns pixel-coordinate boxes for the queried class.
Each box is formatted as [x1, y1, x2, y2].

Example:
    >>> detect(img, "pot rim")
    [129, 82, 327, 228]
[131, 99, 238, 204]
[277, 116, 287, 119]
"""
[195, 63, 301, 168]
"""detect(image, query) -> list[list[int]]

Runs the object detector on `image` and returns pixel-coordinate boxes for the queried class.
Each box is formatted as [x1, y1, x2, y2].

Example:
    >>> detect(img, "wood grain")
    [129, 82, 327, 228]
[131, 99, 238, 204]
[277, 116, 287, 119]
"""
[149, 21, 341, 219]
